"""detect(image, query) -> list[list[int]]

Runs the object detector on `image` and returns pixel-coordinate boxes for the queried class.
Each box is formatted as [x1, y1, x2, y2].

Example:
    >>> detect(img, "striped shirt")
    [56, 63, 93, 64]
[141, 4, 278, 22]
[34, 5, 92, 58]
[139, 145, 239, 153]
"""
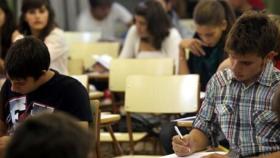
[193, 61, 280, 157]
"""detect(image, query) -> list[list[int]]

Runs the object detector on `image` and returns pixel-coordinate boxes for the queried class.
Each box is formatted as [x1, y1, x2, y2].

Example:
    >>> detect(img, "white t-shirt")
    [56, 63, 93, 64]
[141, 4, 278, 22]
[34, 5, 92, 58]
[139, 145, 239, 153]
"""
[14, 28, 69, 75]
[44, 28, 69, 75]
[77, 2, 132, 40]
[119, 25, 182, 73]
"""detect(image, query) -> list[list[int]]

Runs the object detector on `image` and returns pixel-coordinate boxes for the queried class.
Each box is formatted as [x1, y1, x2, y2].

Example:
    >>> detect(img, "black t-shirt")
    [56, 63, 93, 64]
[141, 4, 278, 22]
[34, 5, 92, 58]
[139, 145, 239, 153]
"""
[0, 71, 92, 134]
[188, 34, 227, 91]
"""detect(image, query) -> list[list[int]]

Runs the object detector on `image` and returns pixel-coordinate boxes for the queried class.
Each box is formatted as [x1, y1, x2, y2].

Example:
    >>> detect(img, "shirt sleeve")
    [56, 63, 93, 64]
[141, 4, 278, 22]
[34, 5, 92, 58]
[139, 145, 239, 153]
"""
[119, 25, 138, 58]
[60, 79, 93, 122]
[44, 28, 68, 62]
[162, 28, 182, 74]
[113, 3, 132, 24]
[193, 75, 220, 147]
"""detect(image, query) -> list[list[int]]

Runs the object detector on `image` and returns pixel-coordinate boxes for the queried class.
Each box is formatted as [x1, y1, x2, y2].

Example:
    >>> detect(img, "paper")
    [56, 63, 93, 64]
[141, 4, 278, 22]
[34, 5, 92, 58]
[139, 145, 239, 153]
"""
[160, 151, 226, 158]
[172, 116, 196, 122]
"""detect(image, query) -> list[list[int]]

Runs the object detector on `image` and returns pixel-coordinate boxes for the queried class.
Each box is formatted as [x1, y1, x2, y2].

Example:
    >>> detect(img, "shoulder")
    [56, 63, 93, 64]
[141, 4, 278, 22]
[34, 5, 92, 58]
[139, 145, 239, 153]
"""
[271, 67, 280, 85]
[44, 28, 66, 43]
[112, 2, 127, 11]
[209, 68, 232, 88]
[166, 28, 181, 40]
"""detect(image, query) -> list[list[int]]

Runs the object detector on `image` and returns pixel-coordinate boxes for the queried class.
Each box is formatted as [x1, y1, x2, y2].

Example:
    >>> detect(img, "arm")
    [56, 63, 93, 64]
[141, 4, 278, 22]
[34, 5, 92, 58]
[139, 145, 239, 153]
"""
[119, 26, 137, 58]
[162, 28, 182, 74]
[114, 3, 133, 26]
[178, 44, 190, 74]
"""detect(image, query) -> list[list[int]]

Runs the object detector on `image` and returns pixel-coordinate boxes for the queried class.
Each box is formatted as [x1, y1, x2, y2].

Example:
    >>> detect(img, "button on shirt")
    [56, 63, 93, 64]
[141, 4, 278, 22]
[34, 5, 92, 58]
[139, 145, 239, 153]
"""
[193, 61, 280, 157]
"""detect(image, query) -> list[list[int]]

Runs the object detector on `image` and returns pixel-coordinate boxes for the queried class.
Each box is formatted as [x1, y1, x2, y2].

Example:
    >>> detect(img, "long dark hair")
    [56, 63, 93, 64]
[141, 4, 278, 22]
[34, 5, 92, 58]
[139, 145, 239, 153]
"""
[135, 0, 171, 49]
[193, 0, 236, 42]
[0, 0, 16, 59]
[18, 0, 56, 41]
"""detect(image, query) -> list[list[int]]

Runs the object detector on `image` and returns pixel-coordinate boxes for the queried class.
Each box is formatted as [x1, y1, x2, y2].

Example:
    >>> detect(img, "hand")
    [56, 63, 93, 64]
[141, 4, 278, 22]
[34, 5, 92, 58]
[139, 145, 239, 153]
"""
[202, 153, 229, 158]
[180, 39, 206, 56]
[172, 134, 194, 157]
[0, 136, 11, 156]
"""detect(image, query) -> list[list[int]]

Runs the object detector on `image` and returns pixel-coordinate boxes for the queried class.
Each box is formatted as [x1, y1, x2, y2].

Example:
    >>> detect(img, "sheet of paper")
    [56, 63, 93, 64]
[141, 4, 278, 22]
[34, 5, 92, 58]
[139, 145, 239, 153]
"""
[160, 151, 226, 158]
[172, 116, 196, 122]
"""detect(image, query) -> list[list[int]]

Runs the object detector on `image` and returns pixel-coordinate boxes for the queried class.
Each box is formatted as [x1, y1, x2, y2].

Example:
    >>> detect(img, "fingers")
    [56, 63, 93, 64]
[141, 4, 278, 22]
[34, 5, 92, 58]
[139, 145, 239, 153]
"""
[191, 40, 206, 56]
[172, 135, 192, 157]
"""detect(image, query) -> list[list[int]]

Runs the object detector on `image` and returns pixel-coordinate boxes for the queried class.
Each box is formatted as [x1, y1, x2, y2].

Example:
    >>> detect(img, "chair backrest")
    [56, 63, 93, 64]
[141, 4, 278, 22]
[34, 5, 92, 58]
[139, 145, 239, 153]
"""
[90, 100, 101, 158]
[71, 75, 89, 90]
[109, 58, 174, 92]
[64, 31, 101, 45]
[69, 42, 120, 69]
[125, 75, 200, 113]
[68, 58, 84, 75]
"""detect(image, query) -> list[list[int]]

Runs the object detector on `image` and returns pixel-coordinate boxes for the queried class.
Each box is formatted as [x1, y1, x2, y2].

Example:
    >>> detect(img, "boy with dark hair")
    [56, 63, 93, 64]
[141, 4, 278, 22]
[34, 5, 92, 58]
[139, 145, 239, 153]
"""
[0, 37, 92, 153]
[172, 12, 280, 158]
[77, 0, 132, 40]
[5, 112, 93, 158]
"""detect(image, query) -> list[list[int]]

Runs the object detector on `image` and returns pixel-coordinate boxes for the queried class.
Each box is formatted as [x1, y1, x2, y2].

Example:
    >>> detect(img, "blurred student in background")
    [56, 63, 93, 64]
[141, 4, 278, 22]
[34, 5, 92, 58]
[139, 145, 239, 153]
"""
[0, 0, 16, 76]
[13, 0, 68, 75]
[77, 0, 132, 40]
[119, 0, 181, 73]
[179, 0, 235, 91]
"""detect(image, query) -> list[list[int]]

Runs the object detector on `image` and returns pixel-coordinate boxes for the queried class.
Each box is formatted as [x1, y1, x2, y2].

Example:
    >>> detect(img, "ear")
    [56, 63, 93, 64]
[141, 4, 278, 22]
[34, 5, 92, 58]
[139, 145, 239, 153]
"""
[221, 20, 227, 31]
[266, 51, 278, 60]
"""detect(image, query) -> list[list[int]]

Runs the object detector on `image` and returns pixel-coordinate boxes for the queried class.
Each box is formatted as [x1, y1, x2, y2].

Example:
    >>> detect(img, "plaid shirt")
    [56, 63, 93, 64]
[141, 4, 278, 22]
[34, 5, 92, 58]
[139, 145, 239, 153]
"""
[193, 61, 280, 157]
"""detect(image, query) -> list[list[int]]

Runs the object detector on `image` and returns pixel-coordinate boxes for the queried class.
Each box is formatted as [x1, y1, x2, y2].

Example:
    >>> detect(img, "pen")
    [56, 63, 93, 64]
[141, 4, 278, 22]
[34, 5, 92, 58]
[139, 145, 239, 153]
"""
[174, 126, 191, 153]
[174, 126, 183, 139]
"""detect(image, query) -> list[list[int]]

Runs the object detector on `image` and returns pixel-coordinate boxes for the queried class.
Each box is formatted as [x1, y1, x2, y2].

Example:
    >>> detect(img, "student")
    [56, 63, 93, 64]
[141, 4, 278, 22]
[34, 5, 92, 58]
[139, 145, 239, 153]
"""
[77, 0, 132, 40]
[0, 0, 16, 75]
[119, 0, 181, 73]
[5, 112, 93, 158]
[172, 12, 280, 158]
[0, 37, 92, 153]
[14, 0, 68, 75]
[179, 0, 236, 91]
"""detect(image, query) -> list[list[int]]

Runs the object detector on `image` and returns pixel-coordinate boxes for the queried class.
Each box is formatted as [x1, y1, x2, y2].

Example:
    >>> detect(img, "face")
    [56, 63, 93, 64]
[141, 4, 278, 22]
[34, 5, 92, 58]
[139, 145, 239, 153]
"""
[135, 15, 149, 38]
[24, 5, 49, 32]
[229, 52, 268, 85]
[91, 5, 111, 21]
[0, 8, 5, 28]
[8, 76, 40, 94]
[196, 24, 226, 47]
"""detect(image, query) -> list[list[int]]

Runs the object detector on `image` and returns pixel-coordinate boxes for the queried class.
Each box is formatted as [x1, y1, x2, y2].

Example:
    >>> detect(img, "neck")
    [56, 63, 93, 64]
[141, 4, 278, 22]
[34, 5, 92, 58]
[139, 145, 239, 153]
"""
[31, 29, 41, 38]
[36, 70, 55, 86]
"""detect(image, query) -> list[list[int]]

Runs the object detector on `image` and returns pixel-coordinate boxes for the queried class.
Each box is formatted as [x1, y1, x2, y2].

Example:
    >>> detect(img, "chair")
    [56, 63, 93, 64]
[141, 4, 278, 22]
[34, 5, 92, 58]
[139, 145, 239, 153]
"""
[64, 31, 101, 45]
[124, 75, 200, 154]
[69, 42, 120, 69]
[99, 58, 174, 154]
[109, 58, 174, 93]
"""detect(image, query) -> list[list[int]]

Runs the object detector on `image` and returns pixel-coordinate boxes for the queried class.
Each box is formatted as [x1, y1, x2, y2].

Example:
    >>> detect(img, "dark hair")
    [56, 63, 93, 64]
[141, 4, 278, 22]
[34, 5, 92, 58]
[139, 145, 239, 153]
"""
[225, 11, 280, 58]
[88, 0, 113, 8]
[4, 112, 93, 158]
[194, 0, 236, 38]
[0, 0, 16, 59]
[5, 37, 50, 80]
[135, 0, 171, 49]
[19, 0, 56, 41]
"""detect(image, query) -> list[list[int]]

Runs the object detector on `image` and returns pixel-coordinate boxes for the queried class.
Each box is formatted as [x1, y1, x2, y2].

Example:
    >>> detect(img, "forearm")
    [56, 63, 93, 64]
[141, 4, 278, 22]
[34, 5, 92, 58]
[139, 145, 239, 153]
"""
[255, 151, 280, 158]
[178, 48, 190, 74]
[189, 128, 210, 152]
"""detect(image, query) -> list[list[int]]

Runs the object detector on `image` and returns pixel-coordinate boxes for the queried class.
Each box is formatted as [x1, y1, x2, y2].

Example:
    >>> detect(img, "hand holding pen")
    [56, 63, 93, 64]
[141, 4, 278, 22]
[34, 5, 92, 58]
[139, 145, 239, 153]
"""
[172, 126, 192, 157]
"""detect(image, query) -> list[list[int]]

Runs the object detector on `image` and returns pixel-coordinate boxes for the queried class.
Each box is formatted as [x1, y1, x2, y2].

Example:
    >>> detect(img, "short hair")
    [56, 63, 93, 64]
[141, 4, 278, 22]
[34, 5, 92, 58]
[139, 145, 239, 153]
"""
[225, 11, 280, 57]
[135, 0, 171, 49]
[5, 37, 50, 80]
[88, 0, 113, 8]
[194, 0, 236, 35]
[4, 112, 93, 158]
[19, 0, 56, 41]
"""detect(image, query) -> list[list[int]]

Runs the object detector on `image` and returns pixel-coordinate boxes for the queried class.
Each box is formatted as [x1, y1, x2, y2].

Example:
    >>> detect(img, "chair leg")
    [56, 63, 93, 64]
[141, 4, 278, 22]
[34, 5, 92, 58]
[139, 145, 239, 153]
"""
[106, 125, 123, 155]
